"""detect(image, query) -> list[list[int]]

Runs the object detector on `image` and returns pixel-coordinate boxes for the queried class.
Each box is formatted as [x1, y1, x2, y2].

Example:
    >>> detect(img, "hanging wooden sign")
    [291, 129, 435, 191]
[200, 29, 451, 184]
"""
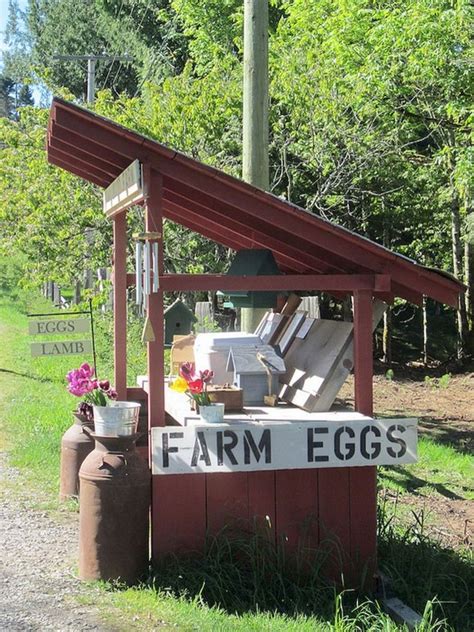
[28, 318, 90, 335]
[103, 159, 143, 217]
[151, 418, 417, 475]
[31, 340, 92, 357]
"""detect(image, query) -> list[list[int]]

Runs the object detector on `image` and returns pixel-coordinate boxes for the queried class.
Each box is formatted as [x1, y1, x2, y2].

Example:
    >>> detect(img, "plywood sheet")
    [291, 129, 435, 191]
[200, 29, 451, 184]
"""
[277, 312, 307, 355]
[280, 301, 386, 412]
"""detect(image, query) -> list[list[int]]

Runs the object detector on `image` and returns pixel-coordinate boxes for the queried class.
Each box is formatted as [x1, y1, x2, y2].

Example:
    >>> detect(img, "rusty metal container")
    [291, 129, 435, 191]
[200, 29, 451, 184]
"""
[59, 413, 94, 501]
[78, 433, 150, 585]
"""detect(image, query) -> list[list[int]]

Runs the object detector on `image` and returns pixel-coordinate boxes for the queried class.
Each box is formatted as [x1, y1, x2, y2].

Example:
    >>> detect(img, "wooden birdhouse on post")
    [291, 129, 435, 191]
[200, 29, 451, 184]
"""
[225, 249, 281, 309]
[227, 345, 286, 405]
[164, 299, 196, 346]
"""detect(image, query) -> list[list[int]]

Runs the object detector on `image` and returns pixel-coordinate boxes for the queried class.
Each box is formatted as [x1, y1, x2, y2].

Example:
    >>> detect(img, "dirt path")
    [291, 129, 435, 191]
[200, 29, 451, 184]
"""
[0, 451, 124, 631]
[0, 312, 123, 631]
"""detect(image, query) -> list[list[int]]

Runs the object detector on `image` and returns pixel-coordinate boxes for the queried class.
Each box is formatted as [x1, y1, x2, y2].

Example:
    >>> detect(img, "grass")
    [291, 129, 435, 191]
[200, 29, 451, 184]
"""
[0, 288, 472, 630]
[377, 498, 473, 630]
[379, 437, 473, 501]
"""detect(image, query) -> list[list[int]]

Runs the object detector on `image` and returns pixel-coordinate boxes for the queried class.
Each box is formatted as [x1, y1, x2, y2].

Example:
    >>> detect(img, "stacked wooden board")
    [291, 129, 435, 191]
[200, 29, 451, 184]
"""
[255, 297, 386, 413]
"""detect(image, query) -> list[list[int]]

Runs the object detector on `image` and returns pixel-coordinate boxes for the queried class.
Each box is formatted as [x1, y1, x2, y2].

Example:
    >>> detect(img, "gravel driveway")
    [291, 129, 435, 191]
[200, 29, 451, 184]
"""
[0, 451, 121, 631]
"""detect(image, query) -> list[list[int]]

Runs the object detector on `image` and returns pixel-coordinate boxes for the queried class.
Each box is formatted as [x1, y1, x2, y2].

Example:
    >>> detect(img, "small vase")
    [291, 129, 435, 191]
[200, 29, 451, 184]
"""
[92, 401, 141, 437]
[199, 403, 225, 423]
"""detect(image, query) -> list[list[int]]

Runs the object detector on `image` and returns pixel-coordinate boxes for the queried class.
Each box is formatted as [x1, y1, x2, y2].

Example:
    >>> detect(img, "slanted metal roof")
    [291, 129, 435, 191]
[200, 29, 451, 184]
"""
[47, 97, 464, 308]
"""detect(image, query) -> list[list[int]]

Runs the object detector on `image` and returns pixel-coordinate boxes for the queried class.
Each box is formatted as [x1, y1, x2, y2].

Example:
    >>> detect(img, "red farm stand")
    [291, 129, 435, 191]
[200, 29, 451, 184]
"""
[47, 98, 464, 588]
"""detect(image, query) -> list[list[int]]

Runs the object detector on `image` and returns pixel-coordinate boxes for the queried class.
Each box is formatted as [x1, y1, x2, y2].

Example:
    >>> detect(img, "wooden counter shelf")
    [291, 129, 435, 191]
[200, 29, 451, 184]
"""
[136, 375, 372, 427]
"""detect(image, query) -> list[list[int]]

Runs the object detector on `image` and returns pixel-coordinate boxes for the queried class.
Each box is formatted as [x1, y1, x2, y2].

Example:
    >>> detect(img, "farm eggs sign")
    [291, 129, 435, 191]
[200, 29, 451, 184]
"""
[151, 419, 417, 475]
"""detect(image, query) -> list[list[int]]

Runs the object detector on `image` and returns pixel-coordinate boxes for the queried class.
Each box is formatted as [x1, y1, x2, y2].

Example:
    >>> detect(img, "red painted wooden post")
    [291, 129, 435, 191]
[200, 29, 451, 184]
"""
[351, 289, 377, 588]
[353, 289, 374, 416]
[145, 166, 209, 560]
[113, 212, 127, 399]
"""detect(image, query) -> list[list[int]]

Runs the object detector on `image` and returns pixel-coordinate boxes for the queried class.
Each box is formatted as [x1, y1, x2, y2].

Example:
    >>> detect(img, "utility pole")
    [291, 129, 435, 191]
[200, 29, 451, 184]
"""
[241, 0, 270, 331]
[242, 0, 269, 190]
[53, 54, 131, 103]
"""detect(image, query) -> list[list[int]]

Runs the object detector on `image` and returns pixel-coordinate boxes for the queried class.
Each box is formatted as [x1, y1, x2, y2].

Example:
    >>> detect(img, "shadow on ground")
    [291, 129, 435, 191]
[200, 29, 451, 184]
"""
[0, 367, 57, 384]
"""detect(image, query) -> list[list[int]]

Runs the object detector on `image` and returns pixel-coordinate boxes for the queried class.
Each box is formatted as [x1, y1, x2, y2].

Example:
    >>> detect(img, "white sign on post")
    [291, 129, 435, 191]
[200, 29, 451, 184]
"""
[28, 318, 90, 336]
[31, 340, 92, 357]
[151, 418, 417, 475]
[103, 159, 143, 217]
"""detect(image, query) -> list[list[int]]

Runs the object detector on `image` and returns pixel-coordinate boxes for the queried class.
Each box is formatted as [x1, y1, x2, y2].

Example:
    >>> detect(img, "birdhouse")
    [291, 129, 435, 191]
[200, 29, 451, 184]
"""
[225, 249, 281, 308]
[164, 299, 196, 346]
[226, 345, 286, 405]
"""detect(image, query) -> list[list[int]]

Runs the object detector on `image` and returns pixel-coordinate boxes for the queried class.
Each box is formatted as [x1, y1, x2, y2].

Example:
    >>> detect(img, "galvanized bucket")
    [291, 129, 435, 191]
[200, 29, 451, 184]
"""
[93, 402, 141, 437]
[199, 403, 225, 424]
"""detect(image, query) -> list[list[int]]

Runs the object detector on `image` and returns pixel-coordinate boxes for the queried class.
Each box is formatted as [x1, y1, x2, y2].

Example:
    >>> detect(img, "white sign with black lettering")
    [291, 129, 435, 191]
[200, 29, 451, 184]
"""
[28, 318, 90, 336]
[151, 418, 417, 475]
[31, 340, 92, 357]
[103, 159, 143, 217]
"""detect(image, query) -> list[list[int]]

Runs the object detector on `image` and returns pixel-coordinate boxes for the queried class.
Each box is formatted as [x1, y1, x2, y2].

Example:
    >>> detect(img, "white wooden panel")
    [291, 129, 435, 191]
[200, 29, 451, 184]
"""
[151, 418, 418, 475]
[280, 302, 386, 412]
[31, 340, 92, 357]
[28, 318, 90, 335]
[103, 159, 143, 216]
[278, 312, 307, 355]
[312, 300, 386, 411]
[259, 312, 284, 344]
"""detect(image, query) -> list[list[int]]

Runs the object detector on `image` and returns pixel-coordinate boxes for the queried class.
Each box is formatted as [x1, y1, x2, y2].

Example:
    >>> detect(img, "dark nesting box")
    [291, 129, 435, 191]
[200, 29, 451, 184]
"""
[225, 249, 281, 308]
[164, 299, 196, 345]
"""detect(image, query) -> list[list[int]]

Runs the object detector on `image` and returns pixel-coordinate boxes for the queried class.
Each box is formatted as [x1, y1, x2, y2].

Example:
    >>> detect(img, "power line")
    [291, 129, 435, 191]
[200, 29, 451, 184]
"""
[110, 0, 140, 95]
[99, 0, 128, 92]
[110, 0, 153, 96]
[53, 54, 132, 102]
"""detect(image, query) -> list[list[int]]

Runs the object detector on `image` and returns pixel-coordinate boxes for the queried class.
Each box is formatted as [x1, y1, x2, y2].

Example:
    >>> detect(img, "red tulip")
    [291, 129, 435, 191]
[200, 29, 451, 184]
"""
[187, 379, 204, 394]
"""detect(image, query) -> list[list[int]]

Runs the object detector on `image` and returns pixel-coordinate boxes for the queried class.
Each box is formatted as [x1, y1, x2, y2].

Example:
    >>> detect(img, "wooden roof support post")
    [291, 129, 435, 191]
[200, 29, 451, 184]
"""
[353, 289, 374, 416]
[351, 288, 377, 589]
[144, 165, 165, 429]
[113, 212, 127, 398]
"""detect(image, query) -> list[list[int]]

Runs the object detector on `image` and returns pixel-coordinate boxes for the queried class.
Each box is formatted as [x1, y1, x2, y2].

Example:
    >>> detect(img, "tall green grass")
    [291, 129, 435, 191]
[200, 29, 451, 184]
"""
[95, 587, 450, 631]
[378, 498, 473, 631]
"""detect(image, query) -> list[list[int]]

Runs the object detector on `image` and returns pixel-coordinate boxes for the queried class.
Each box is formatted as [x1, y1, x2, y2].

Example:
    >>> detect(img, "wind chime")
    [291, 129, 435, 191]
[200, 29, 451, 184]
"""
[134, 231, 161, 343]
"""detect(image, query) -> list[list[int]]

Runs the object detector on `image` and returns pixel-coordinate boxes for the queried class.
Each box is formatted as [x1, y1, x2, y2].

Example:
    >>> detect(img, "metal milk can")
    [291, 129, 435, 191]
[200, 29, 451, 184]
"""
[59, 413, 94, 500]
[78, 433, 150, 585]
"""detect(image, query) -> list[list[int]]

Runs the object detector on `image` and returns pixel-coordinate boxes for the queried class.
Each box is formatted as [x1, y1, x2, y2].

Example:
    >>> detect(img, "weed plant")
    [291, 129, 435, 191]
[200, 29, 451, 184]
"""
[151, 527, 335, 616]
[378, 498, 473, 631]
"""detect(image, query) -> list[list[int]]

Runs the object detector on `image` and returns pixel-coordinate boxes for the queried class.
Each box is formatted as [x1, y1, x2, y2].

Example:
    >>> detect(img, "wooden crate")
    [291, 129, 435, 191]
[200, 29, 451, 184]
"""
[207, 385, 244, 411]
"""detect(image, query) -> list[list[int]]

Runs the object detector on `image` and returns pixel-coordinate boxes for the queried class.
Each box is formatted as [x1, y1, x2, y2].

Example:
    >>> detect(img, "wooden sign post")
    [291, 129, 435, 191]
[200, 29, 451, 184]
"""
[28, 300, 97, 368]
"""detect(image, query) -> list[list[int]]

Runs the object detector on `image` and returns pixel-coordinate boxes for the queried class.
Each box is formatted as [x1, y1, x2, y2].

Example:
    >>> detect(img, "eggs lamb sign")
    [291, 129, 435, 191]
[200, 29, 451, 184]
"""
[151, 418, 417, 475]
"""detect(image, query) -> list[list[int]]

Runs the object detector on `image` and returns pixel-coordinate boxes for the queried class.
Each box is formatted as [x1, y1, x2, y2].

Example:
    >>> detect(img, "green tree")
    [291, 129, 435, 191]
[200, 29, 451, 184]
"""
[0, 75, 15, 118]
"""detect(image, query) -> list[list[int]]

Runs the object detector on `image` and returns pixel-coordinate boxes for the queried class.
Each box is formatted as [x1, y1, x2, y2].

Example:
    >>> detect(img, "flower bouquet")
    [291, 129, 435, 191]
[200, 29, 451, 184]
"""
[66, 363, 117, 423]
[67, 363, 140, 436]
[169, 363, 225, 423]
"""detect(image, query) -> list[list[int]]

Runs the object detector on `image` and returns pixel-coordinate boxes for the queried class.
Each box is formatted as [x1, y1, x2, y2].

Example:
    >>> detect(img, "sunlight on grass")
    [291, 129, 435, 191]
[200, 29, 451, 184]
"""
[379, 438, 473, 501]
